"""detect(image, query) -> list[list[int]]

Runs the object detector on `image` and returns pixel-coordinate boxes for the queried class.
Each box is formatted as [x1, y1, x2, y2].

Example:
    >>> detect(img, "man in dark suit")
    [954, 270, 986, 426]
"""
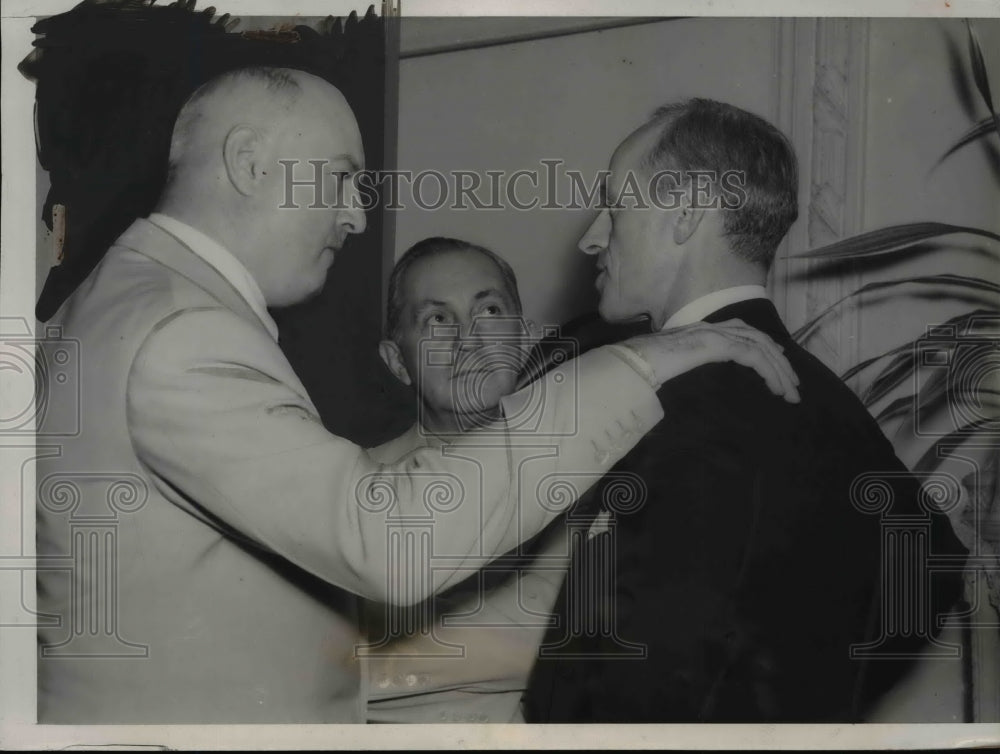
[523, 98, 968, 722]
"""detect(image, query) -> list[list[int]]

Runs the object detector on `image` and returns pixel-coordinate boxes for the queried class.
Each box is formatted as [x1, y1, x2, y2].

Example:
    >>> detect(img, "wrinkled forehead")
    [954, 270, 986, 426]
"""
[403, 250, 517, 311]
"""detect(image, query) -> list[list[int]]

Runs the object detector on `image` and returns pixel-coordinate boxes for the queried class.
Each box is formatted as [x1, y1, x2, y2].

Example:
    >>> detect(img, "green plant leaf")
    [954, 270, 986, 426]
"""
[936, 116, 1000, 166]
[785, 223, 1000, 261]
[914, 418, 999, 472]
[792, 275, 1000, 343]
[967, 20, 1000, 141]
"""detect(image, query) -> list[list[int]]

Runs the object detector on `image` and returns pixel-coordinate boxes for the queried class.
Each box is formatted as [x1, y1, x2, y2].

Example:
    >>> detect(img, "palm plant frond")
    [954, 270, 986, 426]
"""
[863, 348, 920, 408]
[874, 382, 1000, 426]
[791, 275, 1000, 344]
[937, 116, 1000, 166]
[914, 418, 1000, 473]
[785, 223, 1000, 261]
[841, 309, 997, 382]
[966, 20, 1000, 141]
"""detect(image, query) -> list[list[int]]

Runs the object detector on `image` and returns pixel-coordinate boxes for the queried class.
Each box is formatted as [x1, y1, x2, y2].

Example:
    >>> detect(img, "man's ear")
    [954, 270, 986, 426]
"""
[223, 125, 263, 197]
[672, 200, 706, 246]
[378, 339, 412, 386]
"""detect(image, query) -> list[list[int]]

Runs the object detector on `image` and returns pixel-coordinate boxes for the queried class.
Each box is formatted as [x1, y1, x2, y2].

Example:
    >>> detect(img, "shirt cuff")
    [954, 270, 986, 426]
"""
[604, 343, 659, 389]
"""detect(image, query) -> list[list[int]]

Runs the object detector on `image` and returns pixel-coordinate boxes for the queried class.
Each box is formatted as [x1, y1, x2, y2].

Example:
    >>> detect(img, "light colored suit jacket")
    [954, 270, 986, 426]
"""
[36, 218, 663, 723]
[363, 424, 571, 723]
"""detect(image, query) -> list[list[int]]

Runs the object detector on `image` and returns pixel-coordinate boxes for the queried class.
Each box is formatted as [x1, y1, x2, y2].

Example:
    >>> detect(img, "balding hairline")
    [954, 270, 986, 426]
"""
[387, 237, 524, 341]
[165, 67, 306, 181]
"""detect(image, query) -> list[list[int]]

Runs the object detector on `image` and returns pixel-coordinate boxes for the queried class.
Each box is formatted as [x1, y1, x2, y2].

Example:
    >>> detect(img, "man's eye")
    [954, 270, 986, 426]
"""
[481, 304, 502, 316]
[599, 181, 622, 211]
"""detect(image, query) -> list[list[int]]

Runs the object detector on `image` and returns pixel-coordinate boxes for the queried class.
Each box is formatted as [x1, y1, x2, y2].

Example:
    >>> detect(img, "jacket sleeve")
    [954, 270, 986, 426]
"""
[365, 518, 571, 696]
[126, 307, 663, 604]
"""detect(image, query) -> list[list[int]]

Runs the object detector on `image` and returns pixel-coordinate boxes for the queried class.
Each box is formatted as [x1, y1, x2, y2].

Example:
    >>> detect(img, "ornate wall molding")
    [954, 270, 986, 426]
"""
[775, 18, 868, 380]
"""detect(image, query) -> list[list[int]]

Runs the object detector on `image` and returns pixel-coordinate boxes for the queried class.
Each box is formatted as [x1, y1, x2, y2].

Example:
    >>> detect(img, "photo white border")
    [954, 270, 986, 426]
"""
[3, 0, 999, 749]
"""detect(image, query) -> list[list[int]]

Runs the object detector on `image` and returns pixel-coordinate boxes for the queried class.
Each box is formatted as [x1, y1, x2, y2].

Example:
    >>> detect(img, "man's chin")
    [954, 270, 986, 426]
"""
[287, 277, 331, 309]
[597, 301, 639, 324]
[265, 273, 331, 310]
[454, 406, 503, 430]
[447, 392, 505, 420]
[597, 294, 656, 326]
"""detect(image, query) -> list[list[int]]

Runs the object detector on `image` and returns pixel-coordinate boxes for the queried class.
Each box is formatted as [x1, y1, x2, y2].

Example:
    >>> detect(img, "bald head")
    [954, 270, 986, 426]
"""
[165, 67, 355, 188]
[156, 66, 367, 308]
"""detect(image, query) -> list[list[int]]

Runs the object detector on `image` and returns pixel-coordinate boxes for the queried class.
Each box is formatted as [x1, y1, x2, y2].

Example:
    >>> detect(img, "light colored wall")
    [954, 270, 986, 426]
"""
[395, 17, 793, 327]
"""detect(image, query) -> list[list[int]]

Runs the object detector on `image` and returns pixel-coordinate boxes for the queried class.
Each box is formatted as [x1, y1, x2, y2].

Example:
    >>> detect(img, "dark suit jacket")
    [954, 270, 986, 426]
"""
[523, 299, 968, 723]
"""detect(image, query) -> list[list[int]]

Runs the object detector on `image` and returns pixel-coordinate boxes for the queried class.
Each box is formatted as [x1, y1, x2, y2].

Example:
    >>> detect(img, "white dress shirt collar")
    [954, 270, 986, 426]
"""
[661, 285, 769, 330]
[147, 212, 279, 341]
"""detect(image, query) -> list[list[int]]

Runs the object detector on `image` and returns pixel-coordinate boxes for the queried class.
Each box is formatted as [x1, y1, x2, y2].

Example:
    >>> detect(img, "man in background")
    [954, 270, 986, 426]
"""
[363, 237, 568, 723]
[524, 98, 968, 722]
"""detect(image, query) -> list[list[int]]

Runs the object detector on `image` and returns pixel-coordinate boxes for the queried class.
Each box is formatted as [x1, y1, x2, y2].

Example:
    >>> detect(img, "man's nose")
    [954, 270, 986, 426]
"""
[458, 317, 509, 360]
[455, 321, 484, 353]
[339, 204, 367, 235]
[338, 179, 367, 235]
[578, 209, 611, 255]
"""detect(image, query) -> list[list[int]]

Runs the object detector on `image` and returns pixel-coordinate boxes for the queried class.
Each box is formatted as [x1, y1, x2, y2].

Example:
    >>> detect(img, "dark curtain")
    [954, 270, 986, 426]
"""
[22, 0, 413, 447]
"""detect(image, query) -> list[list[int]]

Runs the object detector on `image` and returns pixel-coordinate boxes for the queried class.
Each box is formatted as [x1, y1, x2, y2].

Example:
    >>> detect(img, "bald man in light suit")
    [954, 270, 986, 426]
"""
[35, 67, 800, 723]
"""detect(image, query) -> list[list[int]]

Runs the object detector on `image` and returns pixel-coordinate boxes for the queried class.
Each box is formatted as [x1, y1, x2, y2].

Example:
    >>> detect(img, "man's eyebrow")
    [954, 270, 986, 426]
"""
[603, 176, 626, 208]
[473, 288, 506, 301]
[413, 299, 448, 311]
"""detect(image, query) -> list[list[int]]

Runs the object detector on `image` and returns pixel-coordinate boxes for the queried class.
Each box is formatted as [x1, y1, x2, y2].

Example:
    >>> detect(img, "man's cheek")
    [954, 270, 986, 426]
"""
[432, 371, 458, 406]
[479, 371, 516, 408]
[493, 369, 519, 398]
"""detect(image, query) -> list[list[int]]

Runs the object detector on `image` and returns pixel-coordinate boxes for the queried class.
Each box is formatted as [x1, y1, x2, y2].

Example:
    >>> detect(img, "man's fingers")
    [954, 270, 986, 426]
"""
[712, 319, 801, 395]
[740, 330, 800, 399]
[724, 339, 800, 403]
[688, 323, 800, 402]
[736, 333, 800, 403]
[626, 320, 801, 401]
[730, 344, 784, 397]
[753, 343, 800, 403]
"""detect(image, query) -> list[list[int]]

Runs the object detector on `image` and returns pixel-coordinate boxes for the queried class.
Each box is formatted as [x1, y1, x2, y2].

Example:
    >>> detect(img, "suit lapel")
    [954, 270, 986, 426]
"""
[115, 218, 267, 333]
